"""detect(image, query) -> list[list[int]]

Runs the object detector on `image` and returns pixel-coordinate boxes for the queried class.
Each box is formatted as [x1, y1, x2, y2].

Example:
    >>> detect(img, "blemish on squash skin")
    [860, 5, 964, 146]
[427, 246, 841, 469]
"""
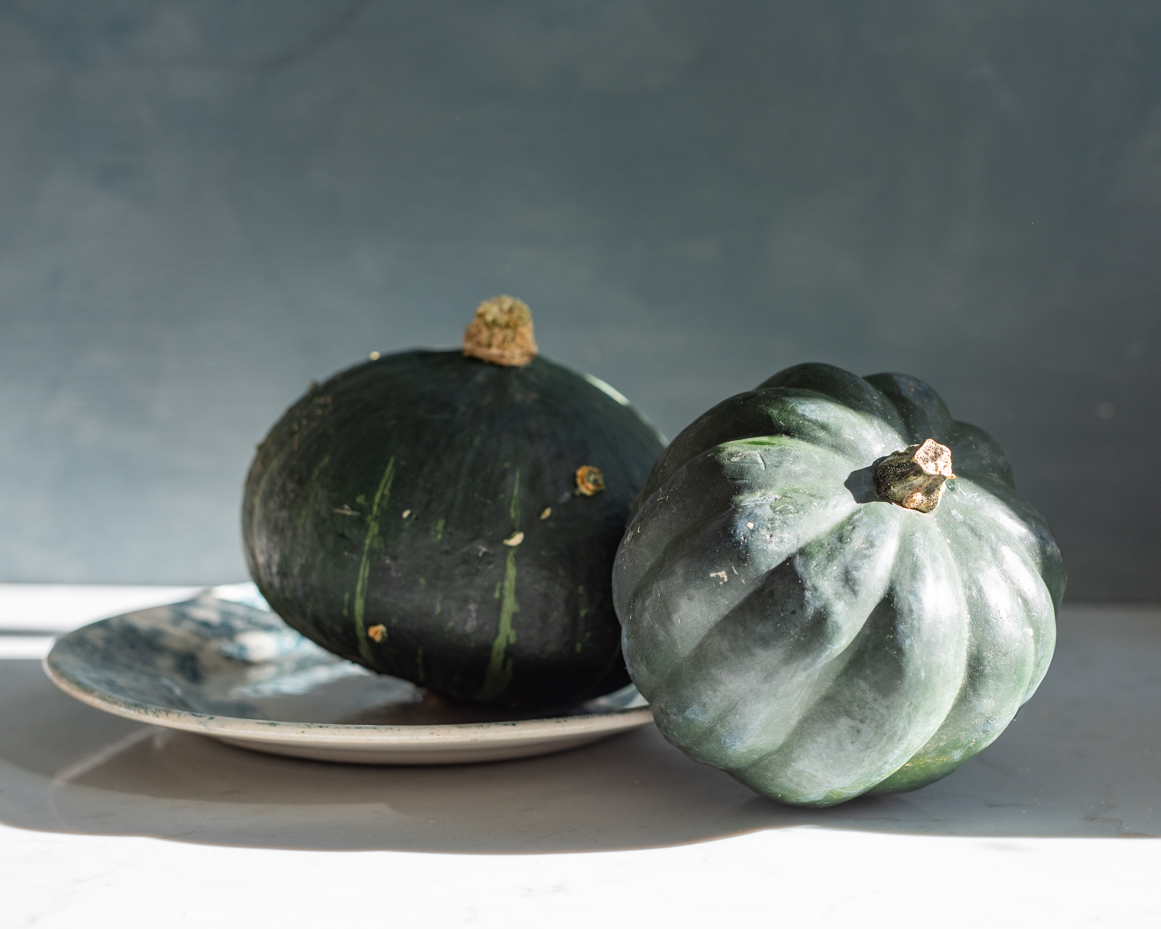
[478, 469, 521, 701]
[710, 570, 728, 584]
[478, 546, 519, 700]
[508, 470, 521, 524]
[353, 458, 396, 664]
[309, 454, 331, 482]
[575, 465, 606, 496]
[367, 624, 387, 643]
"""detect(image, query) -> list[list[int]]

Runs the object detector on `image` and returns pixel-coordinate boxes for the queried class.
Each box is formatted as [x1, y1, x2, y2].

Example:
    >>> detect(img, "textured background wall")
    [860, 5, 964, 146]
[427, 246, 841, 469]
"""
[0, 1, 1157, 598]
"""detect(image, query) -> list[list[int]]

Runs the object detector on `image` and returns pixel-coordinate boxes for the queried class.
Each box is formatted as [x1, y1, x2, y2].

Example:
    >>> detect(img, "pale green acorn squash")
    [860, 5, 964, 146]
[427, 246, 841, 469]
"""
[613, 363, 1065, 806]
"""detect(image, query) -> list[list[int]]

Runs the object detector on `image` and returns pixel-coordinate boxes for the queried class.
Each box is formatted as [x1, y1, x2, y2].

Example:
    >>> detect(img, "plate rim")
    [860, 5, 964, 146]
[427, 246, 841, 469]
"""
[42, 603, 654, 748]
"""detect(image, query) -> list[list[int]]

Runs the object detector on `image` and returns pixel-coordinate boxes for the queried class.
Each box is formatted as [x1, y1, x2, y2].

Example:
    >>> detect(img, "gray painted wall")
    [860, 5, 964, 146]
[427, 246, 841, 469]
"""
[0, 1, 1157, 599]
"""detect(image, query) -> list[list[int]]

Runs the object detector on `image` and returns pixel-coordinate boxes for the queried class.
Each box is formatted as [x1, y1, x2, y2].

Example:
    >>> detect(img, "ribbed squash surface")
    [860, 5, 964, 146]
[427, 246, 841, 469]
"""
[614, 363, 1065, 806]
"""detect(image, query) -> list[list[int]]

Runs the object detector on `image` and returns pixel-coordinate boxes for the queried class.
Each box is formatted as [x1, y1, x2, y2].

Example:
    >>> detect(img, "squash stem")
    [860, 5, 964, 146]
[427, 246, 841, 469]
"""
[874, 439, 955, 514]
[463, 296, 538, 366]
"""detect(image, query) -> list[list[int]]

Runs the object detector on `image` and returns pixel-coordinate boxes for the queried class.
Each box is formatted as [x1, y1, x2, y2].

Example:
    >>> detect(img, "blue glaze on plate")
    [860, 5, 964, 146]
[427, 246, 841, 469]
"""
[43, 585, 651, 765]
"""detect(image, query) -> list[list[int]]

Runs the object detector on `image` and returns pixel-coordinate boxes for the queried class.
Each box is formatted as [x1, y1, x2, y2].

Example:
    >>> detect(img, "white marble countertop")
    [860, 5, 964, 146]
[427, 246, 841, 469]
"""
[1, 585, 1159, 928]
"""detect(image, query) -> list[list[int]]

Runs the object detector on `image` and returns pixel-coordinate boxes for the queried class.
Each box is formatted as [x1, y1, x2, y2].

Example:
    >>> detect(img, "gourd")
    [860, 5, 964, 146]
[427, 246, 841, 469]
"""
[244, 297, 665, 708]
[613, 363, 1065, 806]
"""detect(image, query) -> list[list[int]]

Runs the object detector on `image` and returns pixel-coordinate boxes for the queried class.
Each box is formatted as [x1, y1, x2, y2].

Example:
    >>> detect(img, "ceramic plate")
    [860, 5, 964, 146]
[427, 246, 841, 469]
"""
[43, 584, 652, 764]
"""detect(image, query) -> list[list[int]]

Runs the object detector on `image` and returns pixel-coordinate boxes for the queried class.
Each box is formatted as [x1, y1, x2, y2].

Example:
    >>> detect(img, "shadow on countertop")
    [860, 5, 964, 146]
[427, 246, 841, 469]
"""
[1, 604, 1158, 853]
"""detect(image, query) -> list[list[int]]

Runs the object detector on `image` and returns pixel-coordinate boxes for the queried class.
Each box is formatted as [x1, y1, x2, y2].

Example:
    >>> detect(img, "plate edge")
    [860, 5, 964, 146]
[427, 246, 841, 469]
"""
[42, 638, 654, 745]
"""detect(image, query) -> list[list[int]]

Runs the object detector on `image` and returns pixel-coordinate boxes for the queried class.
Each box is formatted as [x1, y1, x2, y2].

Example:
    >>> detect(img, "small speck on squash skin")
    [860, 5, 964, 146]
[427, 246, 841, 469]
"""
[575, 465, 606, 496]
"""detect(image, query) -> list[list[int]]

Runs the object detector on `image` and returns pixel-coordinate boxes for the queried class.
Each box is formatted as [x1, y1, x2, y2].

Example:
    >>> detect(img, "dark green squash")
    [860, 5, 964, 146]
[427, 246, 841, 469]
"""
[613, 363, 1065, 806]
[244, 297, 665, 707]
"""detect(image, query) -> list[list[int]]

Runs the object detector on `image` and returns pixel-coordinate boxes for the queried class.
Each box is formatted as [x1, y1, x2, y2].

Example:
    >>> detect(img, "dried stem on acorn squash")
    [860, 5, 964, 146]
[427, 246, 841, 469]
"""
[875, 438, 955, 514]
[463, 295, 539, 366]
